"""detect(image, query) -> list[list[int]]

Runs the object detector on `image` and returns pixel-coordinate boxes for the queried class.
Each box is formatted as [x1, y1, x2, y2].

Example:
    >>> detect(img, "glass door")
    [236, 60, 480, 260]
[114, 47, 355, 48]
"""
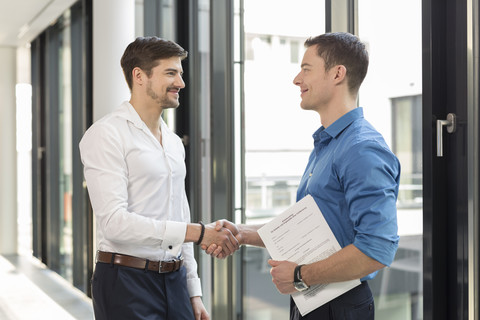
[236, 1, 478, 319]
[357, 1, 423, 319]
[238, 0, 424, 318]
[239, 0, 325, 319]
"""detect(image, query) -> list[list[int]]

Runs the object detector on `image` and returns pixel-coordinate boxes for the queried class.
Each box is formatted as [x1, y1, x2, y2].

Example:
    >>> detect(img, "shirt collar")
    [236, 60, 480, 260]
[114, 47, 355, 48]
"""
[113, 101, 146, 129]
[115, 101, 167, 133]
[324, 107, 364, 139]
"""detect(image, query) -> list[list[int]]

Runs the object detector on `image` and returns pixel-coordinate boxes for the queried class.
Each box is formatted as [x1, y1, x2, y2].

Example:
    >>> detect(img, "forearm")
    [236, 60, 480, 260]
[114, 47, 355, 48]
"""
[237, 224, 265, 247]
[185, 223, 203, 243]
[301, 244, 385, 286]
[97, 209, 175, 246]
[187, 222, 239, 255]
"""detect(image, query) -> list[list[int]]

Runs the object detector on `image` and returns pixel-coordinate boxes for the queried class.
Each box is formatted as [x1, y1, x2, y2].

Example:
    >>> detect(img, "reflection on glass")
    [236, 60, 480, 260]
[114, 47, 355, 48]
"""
[392, 95, 422, 209]
[160, 0, 177, 129]
[239, 0, 325, 319]
[358, 1, 423, 319]
[59, 11, 73, 282]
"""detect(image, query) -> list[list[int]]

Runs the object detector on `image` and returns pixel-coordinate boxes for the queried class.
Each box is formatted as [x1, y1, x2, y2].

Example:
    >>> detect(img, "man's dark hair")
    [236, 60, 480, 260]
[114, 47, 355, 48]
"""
[120, 36, 188, 90]
[305, 32, 368, 95]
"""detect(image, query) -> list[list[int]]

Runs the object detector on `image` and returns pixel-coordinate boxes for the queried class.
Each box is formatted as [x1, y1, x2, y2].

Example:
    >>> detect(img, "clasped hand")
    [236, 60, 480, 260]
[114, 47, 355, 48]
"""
[199, 220, 240, 257]
[200, 220, 241, 258]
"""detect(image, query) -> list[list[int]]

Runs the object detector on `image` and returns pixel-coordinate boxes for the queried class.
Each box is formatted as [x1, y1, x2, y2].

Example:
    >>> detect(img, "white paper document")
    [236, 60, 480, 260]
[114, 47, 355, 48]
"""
[257, 195, 361, 316]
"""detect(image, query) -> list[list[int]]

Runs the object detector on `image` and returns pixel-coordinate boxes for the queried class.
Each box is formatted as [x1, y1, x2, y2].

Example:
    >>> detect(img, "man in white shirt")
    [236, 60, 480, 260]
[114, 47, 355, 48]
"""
[79, 36, 238, 320]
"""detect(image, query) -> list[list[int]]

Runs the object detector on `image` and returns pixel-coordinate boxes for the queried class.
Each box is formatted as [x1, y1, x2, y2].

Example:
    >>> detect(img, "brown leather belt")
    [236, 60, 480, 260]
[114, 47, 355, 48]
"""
[96, 251, 183, 273]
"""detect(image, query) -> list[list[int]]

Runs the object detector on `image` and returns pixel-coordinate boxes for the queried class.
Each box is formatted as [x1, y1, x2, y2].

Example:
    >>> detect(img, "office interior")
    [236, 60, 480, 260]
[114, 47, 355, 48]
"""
[0, 0, 478, 319]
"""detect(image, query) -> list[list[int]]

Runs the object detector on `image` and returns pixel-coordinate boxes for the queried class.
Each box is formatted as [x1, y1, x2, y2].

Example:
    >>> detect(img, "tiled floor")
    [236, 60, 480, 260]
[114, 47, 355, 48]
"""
[0, 254, 93, 319]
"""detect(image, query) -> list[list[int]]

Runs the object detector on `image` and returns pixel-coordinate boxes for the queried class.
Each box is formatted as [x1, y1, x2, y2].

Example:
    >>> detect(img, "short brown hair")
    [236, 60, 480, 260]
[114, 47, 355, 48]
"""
[120, 36, 188, 90]
[305, 32, 368, 95]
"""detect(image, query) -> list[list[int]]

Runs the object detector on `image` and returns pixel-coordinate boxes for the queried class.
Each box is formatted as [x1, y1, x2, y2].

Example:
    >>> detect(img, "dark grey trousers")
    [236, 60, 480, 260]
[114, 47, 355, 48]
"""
[91, 262, 194, 320]
[290, 281, 374, 320]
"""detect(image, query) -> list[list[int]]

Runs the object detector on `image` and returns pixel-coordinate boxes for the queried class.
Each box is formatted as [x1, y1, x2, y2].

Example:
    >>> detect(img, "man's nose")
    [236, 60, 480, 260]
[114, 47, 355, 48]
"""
[176, 75, 185, 88]
[293, 73, 302, 86]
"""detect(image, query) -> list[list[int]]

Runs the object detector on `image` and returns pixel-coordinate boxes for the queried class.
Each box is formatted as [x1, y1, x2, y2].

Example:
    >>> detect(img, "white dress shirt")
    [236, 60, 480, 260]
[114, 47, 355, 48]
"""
[79, 101, 201, 297]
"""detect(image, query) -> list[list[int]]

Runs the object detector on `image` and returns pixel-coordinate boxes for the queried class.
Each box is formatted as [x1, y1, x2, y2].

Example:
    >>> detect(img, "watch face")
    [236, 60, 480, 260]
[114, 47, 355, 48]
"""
[294, 281, 309, 292]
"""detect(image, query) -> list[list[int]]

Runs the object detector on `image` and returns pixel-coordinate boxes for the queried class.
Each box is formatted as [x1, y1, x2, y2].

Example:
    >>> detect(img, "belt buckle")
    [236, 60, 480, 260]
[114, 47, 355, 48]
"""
[158, 260, 165, 273]
[158, 257, 183, 273]
[158, 259, 172, 274]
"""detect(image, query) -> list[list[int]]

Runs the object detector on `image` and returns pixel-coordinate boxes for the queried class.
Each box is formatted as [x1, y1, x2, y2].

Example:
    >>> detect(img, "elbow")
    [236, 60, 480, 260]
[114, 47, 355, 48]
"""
[98, 210, 125, 242]
[370, 259, 386, 273]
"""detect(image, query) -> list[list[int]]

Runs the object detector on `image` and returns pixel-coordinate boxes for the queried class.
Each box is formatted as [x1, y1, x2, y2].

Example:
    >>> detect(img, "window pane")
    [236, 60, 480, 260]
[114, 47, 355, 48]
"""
[240, 1, 325, 319]
[358, 1, 423, 319]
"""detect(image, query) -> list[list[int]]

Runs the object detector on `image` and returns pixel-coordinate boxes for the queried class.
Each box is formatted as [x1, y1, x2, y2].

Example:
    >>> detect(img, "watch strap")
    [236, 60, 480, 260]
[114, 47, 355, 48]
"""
[294, 264, 305, 283]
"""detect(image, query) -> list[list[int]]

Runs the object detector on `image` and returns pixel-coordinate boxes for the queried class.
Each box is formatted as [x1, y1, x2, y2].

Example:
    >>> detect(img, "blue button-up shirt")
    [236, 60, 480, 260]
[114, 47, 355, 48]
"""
[297, 107, 400, 281]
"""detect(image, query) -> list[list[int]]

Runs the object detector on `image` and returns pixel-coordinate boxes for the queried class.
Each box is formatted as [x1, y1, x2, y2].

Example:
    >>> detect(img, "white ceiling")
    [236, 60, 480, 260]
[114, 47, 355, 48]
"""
[0, 0, 77, 47]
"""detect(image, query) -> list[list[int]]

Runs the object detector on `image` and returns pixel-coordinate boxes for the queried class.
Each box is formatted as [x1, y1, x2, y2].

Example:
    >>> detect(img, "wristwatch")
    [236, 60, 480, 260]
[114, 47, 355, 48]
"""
[293, 264, 310, 292]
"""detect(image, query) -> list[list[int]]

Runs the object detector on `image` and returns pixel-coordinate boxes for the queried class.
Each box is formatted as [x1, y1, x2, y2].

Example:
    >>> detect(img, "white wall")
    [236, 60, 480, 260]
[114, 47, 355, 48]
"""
[16, 46, 32, 255]
[0, 47, 18, 254]
[93, 0, 135, 121]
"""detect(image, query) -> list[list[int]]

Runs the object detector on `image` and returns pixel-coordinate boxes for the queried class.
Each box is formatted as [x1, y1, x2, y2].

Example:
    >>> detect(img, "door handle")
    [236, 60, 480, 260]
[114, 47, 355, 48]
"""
[437, 113, 456, 157]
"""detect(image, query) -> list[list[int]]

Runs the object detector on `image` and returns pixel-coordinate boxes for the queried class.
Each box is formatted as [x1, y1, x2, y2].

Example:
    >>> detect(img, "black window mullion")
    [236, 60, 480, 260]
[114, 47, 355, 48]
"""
[71, 0, 93, 295]
[31, 35, 47, 263]
[44, 24, 61, 273]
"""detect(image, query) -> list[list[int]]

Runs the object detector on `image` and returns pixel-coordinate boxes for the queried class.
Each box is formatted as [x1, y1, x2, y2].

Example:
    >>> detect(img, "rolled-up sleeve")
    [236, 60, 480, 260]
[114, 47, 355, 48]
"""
[342, 141, 400, 266]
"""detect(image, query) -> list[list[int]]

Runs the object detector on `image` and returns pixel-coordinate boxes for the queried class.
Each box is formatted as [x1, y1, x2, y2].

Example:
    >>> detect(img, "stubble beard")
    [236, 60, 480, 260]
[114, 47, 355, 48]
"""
[300, 98, 313, 111]
[146, 82, 180, 109]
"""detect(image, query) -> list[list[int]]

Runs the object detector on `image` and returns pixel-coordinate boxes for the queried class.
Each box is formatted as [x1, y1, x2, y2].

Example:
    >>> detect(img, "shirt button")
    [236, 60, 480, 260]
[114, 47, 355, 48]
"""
[169, 245, 173, 250]
[309, 173, 313, 177]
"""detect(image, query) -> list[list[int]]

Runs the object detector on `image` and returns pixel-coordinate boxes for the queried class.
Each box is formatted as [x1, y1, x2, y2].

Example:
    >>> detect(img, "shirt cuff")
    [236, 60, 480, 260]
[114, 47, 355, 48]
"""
[187, 277, 202, 297]
[354, 234, 399, 267]
[161, 221, 187, 257]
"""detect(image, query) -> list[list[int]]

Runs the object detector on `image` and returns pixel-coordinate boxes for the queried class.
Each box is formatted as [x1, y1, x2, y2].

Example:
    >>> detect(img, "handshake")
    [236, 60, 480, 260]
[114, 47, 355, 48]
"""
[194, 219, 250, 259]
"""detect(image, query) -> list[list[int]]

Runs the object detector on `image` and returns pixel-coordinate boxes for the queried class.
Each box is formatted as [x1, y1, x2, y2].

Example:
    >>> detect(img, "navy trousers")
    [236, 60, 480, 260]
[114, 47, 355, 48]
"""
[91, 262, 194, 320]
[290, 281, 374, 320]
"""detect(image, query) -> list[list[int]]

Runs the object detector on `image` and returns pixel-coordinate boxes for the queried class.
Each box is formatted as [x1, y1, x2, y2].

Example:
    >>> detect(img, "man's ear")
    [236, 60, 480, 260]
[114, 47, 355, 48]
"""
[132, 67, 144, 86]
[333, 65, 347, 83]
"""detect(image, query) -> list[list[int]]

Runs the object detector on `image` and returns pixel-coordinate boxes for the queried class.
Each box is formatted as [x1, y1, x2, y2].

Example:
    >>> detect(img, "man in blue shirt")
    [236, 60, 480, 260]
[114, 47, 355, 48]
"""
[205, 32, 400, 319]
